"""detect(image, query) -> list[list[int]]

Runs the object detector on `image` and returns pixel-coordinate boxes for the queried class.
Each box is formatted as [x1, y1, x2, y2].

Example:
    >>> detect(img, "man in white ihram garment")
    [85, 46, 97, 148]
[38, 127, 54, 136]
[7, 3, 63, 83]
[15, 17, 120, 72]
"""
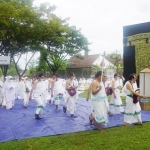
[1, 76, 16, 110]
[49, 74, 56, 105]
[24, 77, 32, 107]
[63, 73, 78, 118]
[18, 76, 28, 107]
[123, 74, 147, 126]
[87, 71, 108, 132]
[109, 73, 124, 114]
[41, 77, 49, 106]
[51, 75, 65, 111]
[29, 74, 46, 119]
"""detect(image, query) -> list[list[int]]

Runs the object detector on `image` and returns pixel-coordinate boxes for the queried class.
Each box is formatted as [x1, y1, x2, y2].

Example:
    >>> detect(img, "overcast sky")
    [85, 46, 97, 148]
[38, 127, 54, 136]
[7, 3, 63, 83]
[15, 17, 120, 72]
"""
[34, 0, 150, 54]
[20, 0, 150, 68]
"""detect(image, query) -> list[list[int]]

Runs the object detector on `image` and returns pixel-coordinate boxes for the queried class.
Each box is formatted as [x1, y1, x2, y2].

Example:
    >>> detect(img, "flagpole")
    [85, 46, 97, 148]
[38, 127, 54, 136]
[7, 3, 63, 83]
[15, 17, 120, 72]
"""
[101, 67, 103, 82]
[100, 57, 105, 82]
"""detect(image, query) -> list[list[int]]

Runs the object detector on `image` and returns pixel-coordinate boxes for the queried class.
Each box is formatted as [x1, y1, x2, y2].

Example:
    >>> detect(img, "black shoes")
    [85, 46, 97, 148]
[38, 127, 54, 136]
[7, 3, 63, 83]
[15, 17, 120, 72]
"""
[35, 114, 41, 120]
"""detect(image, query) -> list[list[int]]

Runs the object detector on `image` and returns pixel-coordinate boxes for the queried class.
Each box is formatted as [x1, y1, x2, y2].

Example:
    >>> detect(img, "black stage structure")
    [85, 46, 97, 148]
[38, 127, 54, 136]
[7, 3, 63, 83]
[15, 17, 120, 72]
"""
[123, 22, 150, 85]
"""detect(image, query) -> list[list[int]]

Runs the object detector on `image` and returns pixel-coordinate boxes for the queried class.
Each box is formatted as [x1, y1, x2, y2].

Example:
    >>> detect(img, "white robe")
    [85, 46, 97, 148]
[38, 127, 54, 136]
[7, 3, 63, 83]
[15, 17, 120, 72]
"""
[24, 80, 32, 106]
[66, 80, 77, 114]
[109, 79, 124, 114]
[91, 82, 108, 125]
[33, 82, 45, 117]
[18, 81, 27, 105]
[54, 79, 65, 105]
[41, 80, 49, 105]
[1, 80, 16, 109]
[123, 81, 142, 124]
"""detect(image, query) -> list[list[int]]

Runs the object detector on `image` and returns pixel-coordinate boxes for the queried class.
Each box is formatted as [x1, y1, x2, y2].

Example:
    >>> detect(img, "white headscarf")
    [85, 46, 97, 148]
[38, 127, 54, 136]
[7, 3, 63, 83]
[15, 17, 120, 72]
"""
[5, 76, 15, 89]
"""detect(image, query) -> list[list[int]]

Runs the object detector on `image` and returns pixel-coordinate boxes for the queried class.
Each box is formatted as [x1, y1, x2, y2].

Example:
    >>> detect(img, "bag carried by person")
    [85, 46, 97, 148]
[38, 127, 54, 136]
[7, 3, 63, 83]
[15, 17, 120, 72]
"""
[24, 82, 30, 93]
[133, 94, 138, 104]
[130, 82, 138, 104]
[105, 87, 113, 96]
[67, 88, 76, 96]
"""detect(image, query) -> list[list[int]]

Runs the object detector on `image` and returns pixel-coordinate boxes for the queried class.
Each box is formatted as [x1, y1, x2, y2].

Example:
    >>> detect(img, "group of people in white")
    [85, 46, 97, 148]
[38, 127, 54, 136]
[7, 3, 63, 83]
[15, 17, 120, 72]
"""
[0, 71, 147, 132]
[87, 71, 147, 132]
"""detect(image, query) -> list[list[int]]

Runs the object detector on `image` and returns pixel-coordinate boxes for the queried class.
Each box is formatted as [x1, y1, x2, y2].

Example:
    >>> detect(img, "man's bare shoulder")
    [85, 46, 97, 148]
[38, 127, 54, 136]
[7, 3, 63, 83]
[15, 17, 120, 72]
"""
[66, 79, 71, 83]
[91, 80, 98, 86]
[33, 80, 39, 86]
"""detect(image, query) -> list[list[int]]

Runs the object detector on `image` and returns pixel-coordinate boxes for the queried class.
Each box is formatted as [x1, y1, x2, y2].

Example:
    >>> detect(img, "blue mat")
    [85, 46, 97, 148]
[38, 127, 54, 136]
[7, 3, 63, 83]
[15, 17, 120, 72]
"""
[0, 99, 150, 142]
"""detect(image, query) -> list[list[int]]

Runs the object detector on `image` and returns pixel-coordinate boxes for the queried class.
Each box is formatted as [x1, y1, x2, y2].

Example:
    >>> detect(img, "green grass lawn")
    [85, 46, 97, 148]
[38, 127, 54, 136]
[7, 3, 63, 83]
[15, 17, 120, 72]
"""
[0, 92, 149, 150]
[1, 123, 150, 150]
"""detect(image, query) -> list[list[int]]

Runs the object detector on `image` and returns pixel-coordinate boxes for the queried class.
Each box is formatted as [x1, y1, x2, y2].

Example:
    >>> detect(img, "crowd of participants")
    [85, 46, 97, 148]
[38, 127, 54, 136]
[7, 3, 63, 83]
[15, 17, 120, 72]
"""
[0, 72, 147, 132]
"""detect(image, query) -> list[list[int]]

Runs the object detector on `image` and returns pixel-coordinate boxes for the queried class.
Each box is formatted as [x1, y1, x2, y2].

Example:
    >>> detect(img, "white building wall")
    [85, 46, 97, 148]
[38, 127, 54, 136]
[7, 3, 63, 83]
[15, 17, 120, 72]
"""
[92, 55, 114, 68]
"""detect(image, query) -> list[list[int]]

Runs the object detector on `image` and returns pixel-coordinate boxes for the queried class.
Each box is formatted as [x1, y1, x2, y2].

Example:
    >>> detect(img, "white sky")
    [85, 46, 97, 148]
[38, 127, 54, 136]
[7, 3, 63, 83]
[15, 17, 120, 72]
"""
[20, 0, 150, 68]
[34, 0, 150, 54]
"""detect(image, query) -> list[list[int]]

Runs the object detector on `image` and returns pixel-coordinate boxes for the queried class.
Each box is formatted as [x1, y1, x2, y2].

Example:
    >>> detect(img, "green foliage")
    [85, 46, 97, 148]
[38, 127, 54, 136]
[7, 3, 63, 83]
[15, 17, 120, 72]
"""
[46, 53, 69, 73]
[107, 50, 123, 68]
[7, 62, 21, 76]
[0, 0, 90, 76]
[0, 62, 21, 77]
[107, 50, 123, 73]
[25, 61, 37, 76]
[37, 48, 48, 72]
[91, 64, 102, 71]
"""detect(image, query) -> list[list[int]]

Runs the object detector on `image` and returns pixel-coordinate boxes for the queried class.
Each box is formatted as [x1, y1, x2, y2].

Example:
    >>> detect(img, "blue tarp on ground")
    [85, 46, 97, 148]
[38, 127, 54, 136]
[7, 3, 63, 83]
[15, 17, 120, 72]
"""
[0, 99, 150, 142]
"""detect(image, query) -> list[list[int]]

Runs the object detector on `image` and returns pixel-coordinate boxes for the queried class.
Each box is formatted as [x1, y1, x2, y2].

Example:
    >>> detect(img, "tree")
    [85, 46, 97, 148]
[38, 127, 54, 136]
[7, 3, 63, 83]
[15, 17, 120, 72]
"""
[0, 0, 40, 77]
[0, 1, 90, 77]
[91, 65, 102, 73]
[0, 62, 22, 78]
[107, 50, 123, 73]
[37, 48, 48, 72]
[25, 60, 38, 77]
[36, 3, 90, 73]
[46, 53, 69, 74]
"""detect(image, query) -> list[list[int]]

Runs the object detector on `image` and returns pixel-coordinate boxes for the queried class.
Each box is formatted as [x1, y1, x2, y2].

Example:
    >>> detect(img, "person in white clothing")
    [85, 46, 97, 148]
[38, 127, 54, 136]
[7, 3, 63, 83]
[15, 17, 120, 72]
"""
[1, 77, 8, 108]
[24, 77, 32, 107]
[18, 76, 28, 107]
[123, 74, 147, 126]
[1, 76, 16, 110]
[109, 73, 124, 114]
[63, 73, 78, 118]
[52, 75, 65, 110]
[29, 74, 46, 119]
[41, 78, 49, 106]
[87, 71, 108, 132]
[49, 74, 56, 105]
[103, 76, 113, 116]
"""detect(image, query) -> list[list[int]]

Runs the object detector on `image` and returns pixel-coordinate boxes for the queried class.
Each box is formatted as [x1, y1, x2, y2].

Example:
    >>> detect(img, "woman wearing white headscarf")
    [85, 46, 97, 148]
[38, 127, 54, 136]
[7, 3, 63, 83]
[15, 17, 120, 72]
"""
[1, 76, 16, 110]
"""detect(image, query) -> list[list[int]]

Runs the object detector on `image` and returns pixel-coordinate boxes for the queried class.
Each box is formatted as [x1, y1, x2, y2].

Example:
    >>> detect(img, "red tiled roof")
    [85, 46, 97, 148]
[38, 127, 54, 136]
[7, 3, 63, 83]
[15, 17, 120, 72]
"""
[67, 54, 100, 68]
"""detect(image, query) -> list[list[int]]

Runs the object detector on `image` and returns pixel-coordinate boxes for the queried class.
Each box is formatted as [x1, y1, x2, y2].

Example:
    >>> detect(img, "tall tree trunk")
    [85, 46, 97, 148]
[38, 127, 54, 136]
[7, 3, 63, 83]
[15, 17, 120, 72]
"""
[0, 65, 8, 81]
